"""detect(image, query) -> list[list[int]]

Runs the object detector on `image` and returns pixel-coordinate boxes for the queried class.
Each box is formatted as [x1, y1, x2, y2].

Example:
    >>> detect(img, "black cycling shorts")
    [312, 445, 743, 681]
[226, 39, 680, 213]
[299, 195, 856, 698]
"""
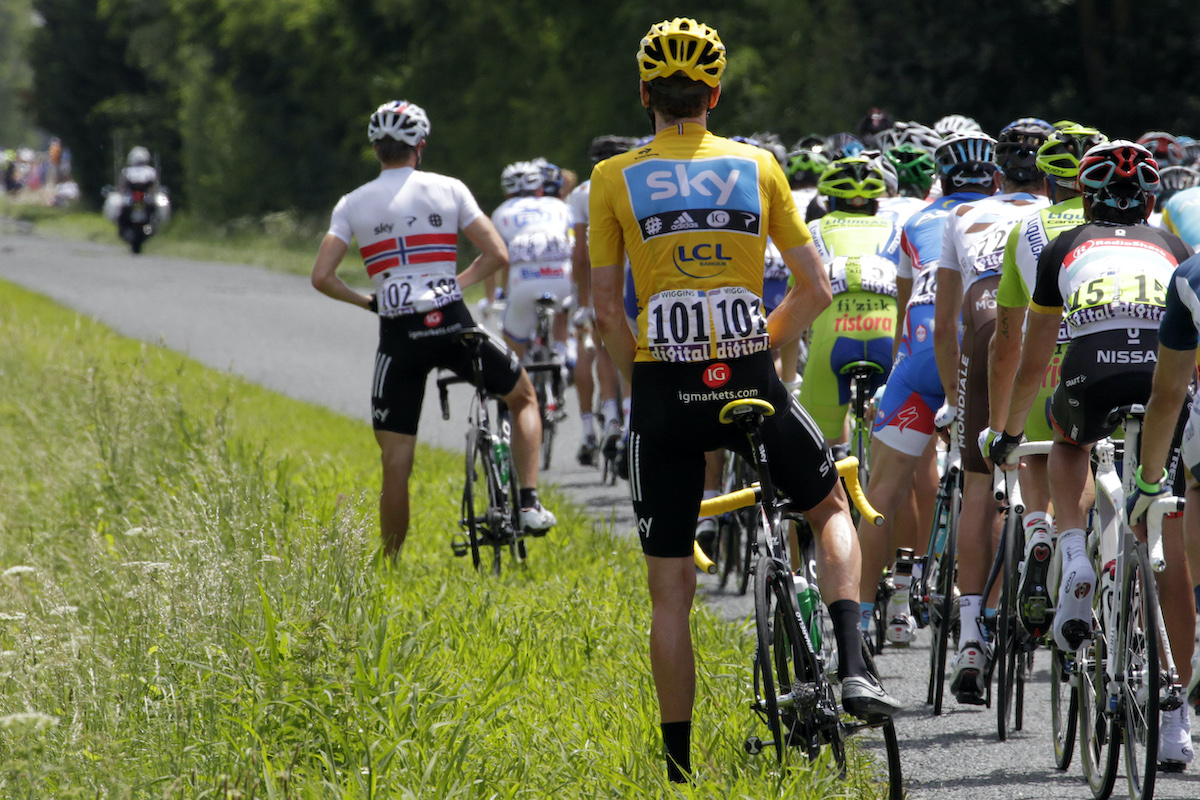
[1051, 327, 1158, 446]
[372, 302, 521, 435]
[627, 352, 838, 559]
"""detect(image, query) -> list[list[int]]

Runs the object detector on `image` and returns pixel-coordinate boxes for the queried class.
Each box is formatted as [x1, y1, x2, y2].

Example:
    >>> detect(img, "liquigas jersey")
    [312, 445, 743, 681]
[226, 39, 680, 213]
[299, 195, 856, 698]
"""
[807, 211, 900, 298]
[588, 123, 810, 363]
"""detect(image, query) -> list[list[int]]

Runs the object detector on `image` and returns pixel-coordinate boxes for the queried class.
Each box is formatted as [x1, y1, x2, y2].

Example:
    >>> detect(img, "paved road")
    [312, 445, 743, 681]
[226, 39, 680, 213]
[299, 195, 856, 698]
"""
[2, 227, 1197, 799]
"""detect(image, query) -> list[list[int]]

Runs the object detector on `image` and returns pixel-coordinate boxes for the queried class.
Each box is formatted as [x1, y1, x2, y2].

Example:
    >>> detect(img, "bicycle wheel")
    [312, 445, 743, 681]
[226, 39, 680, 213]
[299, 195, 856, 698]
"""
[929, 470, 960, 715]
[1051, 646, 1078, 771]
[842, 640, 903, 800]
[504, 443, 527, 570]
[1078, 618, 1118, 800]
[1120, 543, 1159, 800]
[996, 508, 1021, 740]
[717, 513, 741, 590]
[753, 557, 824, 766]
[463, 429, 491, 572]
[868, 573, 890, 656]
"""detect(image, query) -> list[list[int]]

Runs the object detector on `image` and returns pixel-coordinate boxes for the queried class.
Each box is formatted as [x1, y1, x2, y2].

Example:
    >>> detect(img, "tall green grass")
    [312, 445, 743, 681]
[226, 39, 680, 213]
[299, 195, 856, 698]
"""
[0, 280, 892, 798]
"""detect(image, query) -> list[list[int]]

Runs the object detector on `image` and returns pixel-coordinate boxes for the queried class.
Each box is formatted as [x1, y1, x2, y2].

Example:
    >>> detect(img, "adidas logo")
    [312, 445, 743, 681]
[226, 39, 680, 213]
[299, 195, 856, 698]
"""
[670, 212, 698, 231]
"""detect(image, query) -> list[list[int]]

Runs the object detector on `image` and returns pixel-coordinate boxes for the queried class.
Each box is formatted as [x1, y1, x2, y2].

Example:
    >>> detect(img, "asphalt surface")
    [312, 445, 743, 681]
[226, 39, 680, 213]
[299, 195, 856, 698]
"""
[2, 226, 1198, 799]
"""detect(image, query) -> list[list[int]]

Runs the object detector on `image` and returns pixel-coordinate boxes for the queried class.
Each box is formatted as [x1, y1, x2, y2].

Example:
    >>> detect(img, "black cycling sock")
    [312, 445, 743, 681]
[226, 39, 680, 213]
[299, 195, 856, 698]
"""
[661, 720, 691, 783]
[519, 488, 539, 509]
[829, 599, 869, 680]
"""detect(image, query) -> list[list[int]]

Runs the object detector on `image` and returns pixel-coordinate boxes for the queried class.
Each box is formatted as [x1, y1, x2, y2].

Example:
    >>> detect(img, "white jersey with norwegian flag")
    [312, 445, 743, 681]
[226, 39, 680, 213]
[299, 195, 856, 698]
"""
[328, 167, 484, 318]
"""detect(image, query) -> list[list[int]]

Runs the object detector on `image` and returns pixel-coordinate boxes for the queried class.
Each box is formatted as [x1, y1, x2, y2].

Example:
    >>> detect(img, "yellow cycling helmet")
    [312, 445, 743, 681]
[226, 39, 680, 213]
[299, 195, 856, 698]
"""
[637, 18, 726, 87]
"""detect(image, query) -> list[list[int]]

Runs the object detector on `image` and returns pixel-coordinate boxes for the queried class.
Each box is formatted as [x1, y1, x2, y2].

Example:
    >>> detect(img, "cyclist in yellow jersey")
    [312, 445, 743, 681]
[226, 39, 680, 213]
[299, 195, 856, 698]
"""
[589, 17, 899, 784]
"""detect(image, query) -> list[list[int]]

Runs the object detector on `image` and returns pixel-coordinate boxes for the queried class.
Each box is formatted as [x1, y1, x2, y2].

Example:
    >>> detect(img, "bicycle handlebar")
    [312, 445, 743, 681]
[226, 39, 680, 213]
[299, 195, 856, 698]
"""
[1147, 495, 1186, 573]
[698, 484, 762, 516]
[838, 457, 883, 526]
[693, 541, 717, 574]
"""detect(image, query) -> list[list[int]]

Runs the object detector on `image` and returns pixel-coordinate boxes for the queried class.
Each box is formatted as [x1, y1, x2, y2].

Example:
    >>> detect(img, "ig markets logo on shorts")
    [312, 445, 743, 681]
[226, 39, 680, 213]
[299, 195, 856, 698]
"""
[424, 311, 443, 327]
[702, 362, 731, 388]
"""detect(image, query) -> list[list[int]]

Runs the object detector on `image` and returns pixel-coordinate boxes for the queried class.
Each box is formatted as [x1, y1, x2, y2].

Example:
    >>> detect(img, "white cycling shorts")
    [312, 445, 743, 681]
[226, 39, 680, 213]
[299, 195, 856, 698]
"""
[503, 261, 572, 342]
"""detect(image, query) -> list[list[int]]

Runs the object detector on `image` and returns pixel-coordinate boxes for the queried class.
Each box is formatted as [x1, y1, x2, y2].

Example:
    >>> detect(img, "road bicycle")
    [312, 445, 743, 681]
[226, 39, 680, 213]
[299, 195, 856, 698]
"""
[989, 440, 1053, 744]
[1076, 405, 1187, 800]
[692, 399, 901, 798]
[524, 293, 567, 470]
[914, 435, 963, 716]
[436, 330, 527, 575]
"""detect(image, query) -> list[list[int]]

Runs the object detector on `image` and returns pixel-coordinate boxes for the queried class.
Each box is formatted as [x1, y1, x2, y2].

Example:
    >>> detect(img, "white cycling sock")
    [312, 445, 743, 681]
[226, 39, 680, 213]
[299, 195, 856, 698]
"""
[1054, 528, 1095, 651]
[621, 397, 632, 433]
[957, 594, 984, 650]
[581, 413, 595, 439]
[1023, 511, 1053, 548]
[602, 399, 620, 428]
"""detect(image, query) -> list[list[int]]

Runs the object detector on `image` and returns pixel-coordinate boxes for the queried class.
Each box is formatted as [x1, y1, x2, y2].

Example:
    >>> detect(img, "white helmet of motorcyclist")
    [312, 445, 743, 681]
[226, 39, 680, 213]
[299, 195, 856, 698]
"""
[127, 146, 151, 166]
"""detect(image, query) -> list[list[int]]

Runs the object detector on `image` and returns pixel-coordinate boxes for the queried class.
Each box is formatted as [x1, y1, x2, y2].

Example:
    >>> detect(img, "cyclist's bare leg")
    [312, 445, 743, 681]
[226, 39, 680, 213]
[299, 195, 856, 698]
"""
[374, 430, 417, 557]
[645, 554, 698, 722]
[856, 438, 923, 601]
[504, 334, 528, 363]
[1157, 510, 1196, 689]
[958, 472, 1001, 598]
[575, 344, 596, 416]
[1048, 440, 1093, 533]
[911, 440, 939, 548]
[502, 372, 543, 488]
[1019, 454, 1052, 515]
[806, 483, 862, 603]
[596, 344, 622, 408]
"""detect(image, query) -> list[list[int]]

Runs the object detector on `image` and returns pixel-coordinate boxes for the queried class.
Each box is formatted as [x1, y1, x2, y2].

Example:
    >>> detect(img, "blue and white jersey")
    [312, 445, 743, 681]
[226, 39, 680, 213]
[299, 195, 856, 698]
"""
[492, 195, 574, 269]
[1159, 252, 1200, 351]
[1164, 185, 1200, 251]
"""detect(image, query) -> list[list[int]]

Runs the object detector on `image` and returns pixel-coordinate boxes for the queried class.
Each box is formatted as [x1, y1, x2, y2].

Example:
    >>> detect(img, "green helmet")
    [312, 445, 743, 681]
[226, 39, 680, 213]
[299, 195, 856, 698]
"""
[786, 149, 830, 179]
[1035, 124, 1108, 188]
[817, 155, 887, 205]
[885, 144, 936, 197]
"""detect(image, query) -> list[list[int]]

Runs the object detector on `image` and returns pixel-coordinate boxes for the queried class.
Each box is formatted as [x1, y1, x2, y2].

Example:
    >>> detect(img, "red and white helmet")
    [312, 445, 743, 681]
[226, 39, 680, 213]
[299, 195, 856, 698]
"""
[1076, 140, 1160, 216]
[367, 101, 431, 145]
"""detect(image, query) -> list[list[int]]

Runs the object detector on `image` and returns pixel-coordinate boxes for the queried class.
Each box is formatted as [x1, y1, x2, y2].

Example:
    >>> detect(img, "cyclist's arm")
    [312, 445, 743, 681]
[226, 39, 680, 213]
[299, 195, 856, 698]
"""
[456, 216, 510, 290]
[1140, 344, 1197, 482]
[571, 222, 592, 311]
[767, 242, 831, 349]
[932, 267, 963, 408]
[593, 263, 635, 382]
[311, 234, 373, 310]
[1003, 308, 1059, 434]
[987, 303, 1028, 431]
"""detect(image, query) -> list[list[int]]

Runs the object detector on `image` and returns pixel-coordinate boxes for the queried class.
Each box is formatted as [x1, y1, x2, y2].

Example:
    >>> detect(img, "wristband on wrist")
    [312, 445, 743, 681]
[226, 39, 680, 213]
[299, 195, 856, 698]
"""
[1134, 465, 1167, 493]
[367, 294, 378, 313]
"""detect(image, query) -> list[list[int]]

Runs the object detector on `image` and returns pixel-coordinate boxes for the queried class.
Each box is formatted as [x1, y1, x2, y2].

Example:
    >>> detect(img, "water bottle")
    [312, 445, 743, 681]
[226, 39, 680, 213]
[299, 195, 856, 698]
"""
[892, 548, 915, 604]
[495, 439, 511, 486]
[793, 573, 822, 650]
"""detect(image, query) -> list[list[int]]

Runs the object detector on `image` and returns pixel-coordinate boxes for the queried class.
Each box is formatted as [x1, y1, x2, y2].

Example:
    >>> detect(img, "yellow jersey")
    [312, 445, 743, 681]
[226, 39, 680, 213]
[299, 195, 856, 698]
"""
[589, 123, 812, 363]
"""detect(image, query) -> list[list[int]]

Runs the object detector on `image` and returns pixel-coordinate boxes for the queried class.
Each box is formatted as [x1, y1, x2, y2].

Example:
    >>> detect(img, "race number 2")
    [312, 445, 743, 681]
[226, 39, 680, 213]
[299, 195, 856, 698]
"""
[647, 286, 770, 362]
[377, 270, 463, 317]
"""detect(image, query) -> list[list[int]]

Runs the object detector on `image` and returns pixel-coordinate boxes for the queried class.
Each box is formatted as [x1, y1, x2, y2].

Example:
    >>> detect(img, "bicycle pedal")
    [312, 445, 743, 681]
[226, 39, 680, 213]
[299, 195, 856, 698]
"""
[450, 537, 469, 557]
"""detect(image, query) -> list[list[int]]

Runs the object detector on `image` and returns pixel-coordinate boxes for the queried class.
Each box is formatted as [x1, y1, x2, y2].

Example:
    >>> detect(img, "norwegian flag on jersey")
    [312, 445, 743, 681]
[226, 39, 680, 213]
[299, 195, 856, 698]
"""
[360, 233, 458, 277]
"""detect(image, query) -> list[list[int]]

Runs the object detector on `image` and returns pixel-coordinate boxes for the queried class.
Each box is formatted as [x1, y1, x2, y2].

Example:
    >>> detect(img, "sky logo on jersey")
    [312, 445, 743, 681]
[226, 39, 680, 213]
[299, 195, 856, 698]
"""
[360, 233, 458, 277]
[623, 157, 762, 241]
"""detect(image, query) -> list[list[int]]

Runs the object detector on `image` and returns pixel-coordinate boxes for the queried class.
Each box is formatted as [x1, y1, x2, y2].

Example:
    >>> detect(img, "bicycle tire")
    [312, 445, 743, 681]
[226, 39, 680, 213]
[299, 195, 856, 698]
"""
[717, 515, 740, 590]
[843, 639, 903, 800]
[463, 428, 490, 572]
[753, 556, 787, 763]
[1078, 615, 1118, 800]
[1120, 542, 1159, 800]
[868, 575, 889, 656]
[996, 506, 1020, 741]
[1051, 646, 1078, 771]
[931, 470, 960, 716]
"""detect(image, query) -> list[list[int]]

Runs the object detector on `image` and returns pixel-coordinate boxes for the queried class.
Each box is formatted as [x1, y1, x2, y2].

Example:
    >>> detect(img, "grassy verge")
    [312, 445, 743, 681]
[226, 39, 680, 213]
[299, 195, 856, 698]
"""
[0, 280, 892, 798]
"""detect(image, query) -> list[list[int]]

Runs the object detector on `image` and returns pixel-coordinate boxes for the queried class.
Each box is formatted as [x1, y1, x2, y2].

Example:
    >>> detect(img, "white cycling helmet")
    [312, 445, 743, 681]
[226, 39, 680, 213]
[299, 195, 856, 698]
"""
[501, 161, 543, 195]
[127, 146, 151, 166]
[934, 114, 983, 138]
[867, 150, 900, 196]
[367, 100, 431, 145]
